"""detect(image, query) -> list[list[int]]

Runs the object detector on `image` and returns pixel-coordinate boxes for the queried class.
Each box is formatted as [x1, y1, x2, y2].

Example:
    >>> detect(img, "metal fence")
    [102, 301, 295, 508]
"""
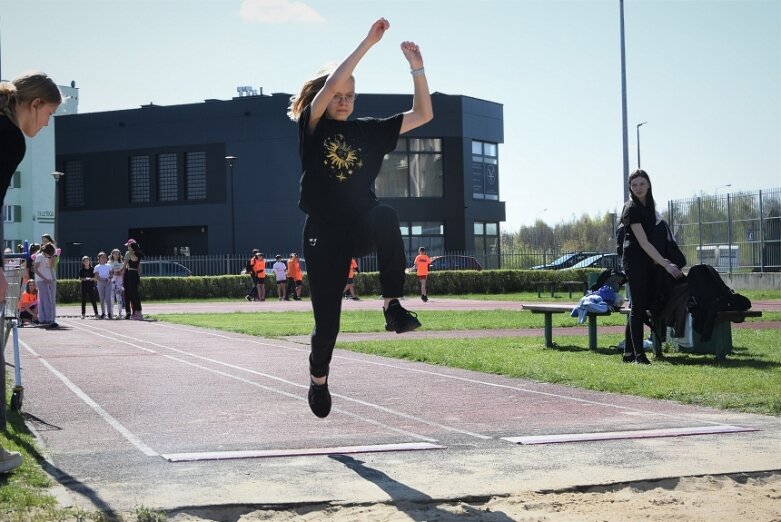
[667, 187, 781, 273]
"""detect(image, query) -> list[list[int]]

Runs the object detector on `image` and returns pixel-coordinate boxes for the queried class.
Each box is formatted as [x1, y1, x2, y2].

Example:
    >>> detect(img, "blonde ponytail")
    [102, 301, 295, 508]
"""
[0, 81, 19, 120]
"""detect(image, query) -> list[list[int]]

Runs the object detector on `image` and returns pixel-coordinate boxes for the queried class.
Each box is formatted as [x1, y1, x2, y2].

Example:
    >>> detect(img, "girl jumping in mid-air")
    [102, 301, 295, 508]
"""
[288, 18, 433, 418]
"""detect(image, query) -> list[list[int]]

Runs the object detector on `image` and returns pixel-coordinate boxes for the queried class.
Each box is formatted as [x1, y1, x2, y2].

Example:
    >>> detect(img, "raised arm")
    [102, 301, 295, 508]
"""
[399, 41, 433, 134]
[308, 18, 390, 134]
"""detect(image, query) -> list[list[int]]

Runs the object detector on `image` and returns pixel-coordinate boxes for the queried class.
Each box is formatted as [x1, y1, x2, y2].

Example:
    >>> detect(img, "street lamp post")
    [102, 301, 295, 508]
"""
[51, 171, 64, 241]
[224, 156, 237, 254]
[636, 121, 647, 169]
[715, 184, 732, 194]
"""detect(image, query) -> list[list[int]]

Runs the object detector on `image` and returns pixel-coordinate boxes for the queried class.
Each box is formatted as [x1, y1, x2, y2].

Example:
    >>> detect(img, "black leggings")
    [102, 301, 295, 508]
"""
[304, 204, 406, 377]
[81, 282, 98, 315]
[124, 270, 142, 314]
[624, 264, 654, 356]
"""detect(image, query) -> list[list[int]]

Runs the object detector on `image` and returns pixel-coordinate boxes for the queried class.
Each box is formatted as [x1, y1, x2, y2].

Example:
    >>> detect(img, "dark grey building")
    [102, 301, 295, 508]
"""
[55, 92, 505, 263]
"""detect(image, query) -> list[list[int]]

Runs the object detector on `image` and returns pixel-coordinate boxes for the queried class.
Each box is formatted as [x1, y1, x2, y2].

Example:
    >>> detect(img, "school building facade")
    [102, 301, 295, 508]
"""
[54, 92, 505, 263]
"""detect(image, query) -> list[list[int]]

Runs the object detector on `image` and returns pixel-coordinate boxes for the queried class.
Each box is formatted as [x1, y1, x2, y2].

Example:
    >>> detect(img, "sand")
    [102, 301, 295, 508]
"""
[164, 471, 781, 521]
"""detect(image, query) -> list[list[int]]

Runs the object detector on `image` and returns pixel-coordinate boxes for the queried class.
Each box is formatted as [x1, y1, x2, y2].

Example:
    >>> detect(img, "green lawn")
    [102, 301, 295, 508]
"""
[156, 309, 780, 338]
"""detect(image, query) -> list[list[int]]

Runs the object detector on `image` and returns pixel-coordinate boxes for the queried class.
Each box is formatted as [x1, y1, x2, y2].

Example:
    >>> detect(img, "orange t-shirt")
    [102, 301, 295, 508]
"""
[288, 258, 302, 280]
[251, 257, 266, 277]
[414, 254, 431, 276]
[348, 258, 358, 278]
[18, 292, 37, 311]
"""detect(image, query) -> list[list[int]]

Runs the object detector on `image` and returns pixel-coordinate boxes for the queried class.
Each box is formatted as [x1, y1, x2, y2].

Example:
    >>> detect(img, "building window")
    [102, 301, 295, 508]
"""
[376, 138, 443, 198]
[157, 153, 179, 202]
[400, 221, 445, 257]
[185, 151, 207, 200]
[11, 171, 21, 189]
[2, 205, 20, 223]
[474, 221, 500, 268]
[63, 160, 85, 208]
[130, 155, 150, 203]
[472, 141, 499, 201]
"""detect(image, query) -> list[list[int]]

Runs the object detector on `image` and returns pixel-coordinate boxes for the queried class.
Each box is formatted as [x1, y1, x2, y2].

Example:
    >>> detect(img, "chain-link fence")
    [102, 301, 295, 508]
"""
[667, 188, 781, 273]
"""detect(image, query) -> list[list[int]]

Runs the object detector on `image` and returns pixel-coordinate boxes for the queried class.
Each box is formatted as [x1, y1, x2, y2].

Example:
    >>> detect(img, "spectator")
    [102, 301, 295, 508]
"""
[413, 247, 431, 302]
[287, 18, 432, 417]
[287, 253, 303, 301]
[18, 279, 38, 326]
[35, 243, 58, 328]
[123, 239, 144, 320]
[620, 169, 684, 364]
[23, 243, 40, 287]
[1, 71, 62, 473]
[272, 255, 287, 301]
[109, 248, 125, 316]
[78, 255, 99, 319]
[245, 249, 266, 302]
[343, 258, 360, 300]
[93, 251, 113, 319]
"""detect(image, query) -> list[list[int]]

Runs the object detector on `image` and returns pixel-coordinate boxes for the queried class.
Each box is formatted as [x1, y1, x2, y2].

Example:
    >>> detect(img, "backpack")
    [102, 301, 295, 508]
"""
[589, 268, 627, 292]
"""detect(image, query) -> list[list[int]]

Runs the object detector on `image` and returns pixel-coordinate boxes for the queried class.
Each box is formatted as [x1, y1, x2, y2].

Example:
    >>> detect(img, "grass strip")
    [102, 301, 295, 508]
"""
[155, 309, 779, 338]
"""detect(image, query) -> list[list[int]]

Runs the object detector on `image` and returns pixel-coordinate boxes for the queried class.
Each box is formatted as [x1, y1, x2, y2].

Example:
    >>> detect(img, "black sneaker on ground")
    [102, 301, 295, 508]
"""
[383, 299, 422, 334]
[421, 295, 428, 302]
[622, 353, 635, 363]
[308, 378, 331, 418]
[635, 353, 651, 365]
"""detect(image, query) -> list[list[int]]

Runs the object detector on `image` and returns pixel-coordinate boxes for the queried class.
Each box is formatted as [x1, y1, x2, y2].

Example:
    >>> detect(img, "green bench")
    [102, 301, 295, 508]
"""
[523, 303, 628, 349]
[524, 304, 762, 359]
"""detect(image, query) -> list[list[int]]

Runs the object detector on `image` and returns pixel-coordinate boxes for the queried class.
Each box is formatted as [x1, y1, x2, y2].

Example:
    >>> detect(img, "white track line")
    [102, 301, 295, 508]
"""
[58, 320, 468, 442]
[20, 339, 159, 457]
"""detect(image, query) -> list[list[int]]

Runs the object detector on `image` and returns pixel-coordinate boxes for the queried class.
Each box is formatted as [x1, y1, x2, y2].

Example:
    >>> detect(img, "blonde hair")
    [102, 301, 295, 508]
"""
[287, 63, 338, 121]
[0, 72, 62, 124]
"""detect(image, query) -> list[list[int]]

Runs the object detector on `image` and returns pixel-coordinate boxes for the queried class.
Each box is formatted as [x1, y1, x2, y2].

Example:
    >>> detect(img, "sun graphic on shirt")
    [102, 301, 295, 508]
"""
[323, 134, 362, 182]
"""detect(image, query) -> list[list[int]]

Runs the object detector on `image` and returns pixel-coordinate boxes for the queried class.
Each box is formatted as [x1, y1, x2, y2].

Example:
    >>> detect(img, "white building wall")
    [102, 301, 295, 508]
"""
[3, 84, 79, 251]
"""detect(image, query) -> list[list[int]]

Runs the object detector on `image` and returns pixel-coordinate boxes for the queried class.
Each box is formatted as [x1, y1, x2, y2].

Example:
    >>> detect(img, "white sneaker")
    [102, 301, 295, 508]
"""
[0, 449, 23, 473]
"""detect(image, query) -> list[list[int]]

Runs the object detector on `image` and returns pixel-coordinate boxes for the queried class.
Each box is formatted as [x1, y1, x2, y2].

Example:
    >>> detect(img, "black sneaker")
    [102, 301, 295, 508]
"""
[635, 353, 652, 365]
[622, 353, 636, 363]
[421, 295, 428, 302]
[308, 378, 331, 418]
[383, 299, 421, 334]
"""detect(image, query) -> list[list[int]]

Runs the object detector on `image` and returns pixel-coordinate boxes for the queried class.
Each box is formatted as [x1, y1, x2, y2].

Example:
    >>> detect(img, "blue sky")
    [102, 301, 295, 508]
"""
[2, 0, 779, 231]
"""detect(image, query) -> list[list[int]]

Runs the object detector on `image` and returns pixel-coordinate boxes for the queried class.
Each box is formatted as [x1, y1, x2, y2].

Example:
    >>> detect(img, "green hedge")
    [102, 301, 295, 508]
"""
[55, 269, 602, 302]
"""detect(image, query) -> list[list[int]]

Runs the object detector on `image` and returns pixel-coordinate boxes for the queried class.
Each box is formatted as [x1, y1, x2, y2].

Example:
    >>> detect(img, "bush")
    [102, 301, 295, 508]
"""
[55, 269, 602, 302]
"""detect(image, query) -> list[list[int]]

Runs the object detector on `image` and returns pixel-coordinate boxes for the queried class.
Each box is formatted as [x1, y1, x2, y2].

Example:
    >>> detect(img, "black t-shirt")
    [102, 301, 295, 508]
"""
[0, 115, 26, 262]
[79, 266, 95, 285]
[621, 199, 667, 269]
[298, 104, 403, 224]
[0, 115, 25, 203]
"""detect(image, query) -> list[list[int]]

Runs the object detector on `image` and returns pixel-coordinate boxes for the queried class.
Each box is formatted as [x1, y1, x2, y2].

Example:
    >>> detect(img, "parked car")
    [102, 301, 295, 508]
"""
[409, 255, 483, 272]
[140, 260, 192, 277]
[530, 251, 601, 270]
[568, 253, 620, 270]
